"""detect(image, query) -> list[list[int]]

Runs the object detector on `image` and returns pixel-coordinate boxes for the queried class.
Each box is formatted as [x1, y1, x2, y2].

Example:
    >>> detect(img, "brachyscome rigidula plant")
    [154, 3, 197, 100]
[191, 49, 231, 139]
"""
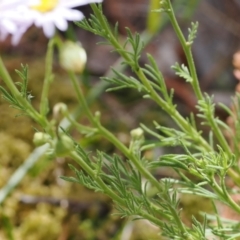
[1, 1, 240, 239]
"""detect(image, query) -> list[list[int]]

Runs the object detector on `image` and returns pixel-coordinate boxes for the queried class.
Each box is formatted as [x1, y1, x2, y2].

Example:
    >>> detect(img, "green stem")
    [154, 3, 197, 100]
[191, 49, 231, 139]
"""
[68, 72, 94, 122]
[211, 176, 240, 214]
[147, 0, 162, 34]
[168, 203, 189, 237]
[64, 112, 97, 134]
[40, 38, 55, 116]
[139, 212, 164, 228]
[137, 68, 211, 151]
[227, 168, 240, 187]
[208, 117, 232, 156]
[90, 4, 134, 65]
[166, 0, 202, 101]
[98, 124, 163, 192]
[164, 0, 240, 185]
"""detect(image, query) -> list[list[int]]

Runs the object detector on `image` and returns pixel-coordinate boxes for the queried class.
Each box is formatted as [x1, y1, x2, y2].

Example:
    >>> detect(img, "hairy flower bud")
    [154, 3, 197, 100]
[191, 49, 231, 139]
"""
[33, 132, 52, 146]
[55, 135, 75, 157]
[53, 102, 68, 121]
[130, 127, 144, 141]
[60, 41, 87, 73]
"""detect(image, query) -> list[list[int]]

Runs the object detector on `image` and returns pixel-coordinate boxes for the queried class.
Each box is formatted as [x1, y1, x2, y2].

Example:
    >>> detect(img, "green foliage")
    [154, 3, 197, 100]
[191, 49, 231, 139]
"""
[172, 62, 193, 83]
[187, 22, 199, 46]
[0, 64, 32, 114]
[15, 64, 29, 100]
[103, 68, 146, 92]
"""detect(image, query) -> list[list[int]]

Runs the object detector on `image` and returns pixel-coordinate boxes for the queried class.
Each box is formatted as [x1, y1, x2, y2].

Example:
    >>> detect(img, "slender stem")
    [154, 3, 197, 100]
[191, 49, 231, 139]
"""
[164, 0, 240, 185]
[166, 0, 202, 101]
[211, 176, 240, 214]
[137, 68, 211, 151]
[139, 212, 164, 228]
[40, 38, 55, 116]
[168, 203, 189, 237]
[166, 0, 232, 154]
[68, 72, 95, 123]
[208, 117, 231, 156]
[147, 0, 162, 34]
[165, 1, 229, 148]
[207, 114, 240, 185]
[227, 169, 240, 187]
[98, 124, 163, 192]
[221, 176, 240, 214]
[90, 4, 134, 65]
[64, 111, 97, 134]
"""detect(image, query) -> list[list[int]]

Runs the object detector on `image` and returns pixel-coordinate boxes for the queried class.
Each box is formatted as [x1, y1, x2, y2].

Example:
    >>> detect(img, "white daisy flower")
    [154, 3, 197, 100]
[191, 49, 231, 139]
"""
[0, 0, 103, 45]
[19, 0, 104, 38]
[0, 0, 32, 45]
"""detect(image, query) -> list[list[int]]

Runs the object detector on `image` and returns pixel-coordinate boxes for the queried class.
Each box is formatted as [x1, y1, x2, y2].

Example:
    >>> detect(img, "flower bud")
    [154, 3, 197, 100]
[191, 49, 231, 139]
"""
[130, 127, 144, 141]
[60, 41, 87, 73]
[33, 132, 52, 146]
[53, 102, 68, 121]
[55, 135, 75, 157]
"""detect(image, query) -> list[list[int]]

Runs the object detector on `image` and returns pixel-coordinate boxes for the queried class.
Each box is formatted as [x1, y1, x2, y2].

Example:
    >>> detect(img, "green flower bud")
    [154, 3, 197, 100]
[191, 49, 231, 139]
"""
[55, 135, 75, 157]
[33, 132, 52, 146]
[130, 127, 144, 141]
[53, 102, 68, 121]
[60, 41, 87, 73]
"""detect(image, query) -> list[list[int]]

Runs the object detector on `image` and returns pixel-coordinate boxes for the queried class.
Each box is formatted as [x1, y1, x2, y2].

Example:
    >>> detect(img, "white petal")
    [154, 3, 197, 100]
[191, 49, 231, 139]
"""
[1, 19, 16, 33]
[0, 28, 8, 41]
[60, 0, 103, 8]
[1, 0, 24, 9]
[28, 0, 41, 5]
[11, 26, 27, 45]
[60, 8, 84, 21]
[34, 12, 52, 27]
[42, 22, 55, 37]
[54, 16, 68, 31]
[0, 1, 32, 44]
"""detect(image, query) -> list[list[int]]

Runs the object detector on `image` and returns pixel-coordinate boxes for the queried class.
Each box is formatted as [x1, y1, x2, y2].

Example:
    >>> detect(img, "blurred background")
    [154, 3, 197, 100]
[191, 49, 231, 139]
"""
[0, 0, 240, 239]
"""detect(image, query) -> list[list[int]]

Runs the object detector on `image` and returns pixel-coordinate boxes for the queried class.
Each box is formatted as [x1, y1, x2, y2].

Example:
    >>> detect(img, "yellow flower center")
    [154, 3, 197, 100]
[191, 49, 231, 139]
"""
[31, 0, 58, 12]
